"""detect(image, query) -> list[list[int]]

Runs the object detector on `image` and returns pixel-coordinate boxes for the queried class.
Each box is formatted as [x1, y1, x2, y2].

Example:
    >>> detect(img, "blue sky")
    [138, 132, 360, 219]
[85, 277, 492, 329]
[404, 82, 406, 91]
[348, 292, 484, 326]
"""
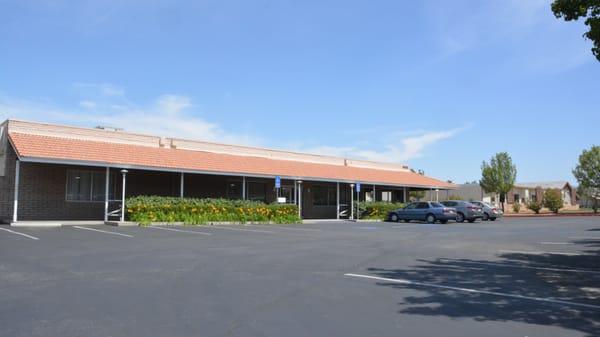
[1, 0, 598, 184]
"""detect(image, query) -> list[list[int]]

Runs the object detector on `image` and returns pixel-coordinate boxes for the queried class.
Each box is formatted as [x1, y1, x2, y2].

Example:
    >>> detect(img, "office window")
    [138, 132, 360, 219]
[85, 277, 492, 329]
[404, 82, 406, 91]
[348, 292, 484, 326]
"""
[66, 170, 111, 202]
[279, 185, 295, 204]
[313, 186, 336, 206]
[381, 191, 392, 202]
[247, 182, 267, 202]
[226, 180, 243, 199]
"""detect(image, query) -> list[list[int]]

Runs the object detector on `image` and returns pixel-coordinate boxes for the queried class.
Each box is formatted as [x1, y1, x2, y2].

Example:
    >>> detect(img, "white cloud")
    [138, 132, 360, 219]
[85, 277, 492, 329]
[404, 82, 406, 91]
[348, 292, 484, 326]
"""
[72, 82, 125, 97]
[0, 86, 466, 165]
[79, 100, 97, 109]
[297, 127, 467, 163]
[0, 93, 260, 146]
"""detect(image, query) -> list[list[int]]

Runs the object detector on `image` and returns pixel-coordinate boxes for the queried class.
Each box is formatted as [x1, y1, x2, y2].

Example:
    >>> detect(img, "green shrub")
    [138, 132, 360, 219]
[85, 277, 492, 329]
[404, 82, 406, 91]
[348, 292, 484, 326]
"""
[512, 202, 521, 213]
[126, 196, 300, 225]
[358, 201, 405, 220]
[527, 200, 542, 214]
[447, 195, 463, 200]
[543, 189, 563, 214]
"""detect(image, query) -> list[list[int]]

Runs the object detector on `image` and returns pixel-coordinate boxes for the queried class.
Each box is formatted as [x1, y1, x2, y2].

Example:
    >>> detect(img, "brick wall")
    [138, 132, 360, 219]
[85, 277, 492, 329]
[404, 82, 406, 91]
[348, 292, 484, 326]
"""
[0, 144, 16, 223]
[17, 162, 106, 221]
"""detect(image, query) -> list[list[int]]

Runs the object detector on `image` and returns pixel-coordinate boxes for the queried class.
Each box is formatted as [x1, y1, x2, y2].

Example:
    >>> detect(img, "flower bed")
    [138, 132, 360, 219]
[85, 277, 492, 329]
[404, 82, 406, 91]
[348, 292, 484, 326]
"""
[126, 196, 301, 225]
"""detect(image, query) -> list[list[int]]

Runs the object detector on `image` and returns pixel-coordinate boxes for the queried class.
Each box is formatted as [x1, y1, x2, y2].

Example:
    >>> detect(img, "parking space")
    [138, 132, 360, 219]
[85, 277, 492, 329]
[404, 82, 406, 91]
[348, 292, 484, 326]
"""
[1, 217, 599, 337]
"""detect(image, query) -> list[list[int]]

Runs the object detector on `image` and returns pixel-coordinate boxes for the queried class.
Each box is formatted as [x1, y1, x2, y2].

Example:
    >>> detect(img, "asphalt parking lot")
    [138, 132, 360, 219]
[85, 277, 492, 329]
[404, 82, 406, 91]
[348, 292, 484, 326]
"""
[1, 217, 599, 337]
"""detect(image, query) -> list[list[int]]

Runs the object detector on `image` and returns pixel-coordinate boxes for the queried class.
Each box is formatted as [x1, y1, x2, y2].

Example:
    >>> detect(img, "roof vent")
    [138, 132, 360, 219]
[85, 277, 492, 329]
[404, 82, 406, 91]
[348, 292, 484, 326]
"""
[95, 125, 123, 132]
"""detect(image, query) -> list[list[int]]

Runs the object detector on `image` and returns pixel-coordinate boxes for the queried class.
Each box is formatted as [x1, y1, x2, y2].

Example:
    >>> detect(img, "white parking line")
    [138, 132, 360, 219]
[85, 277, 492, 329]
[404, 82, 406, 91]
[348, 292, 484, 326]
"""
[437, 258, 600, 275]
[539, 242, 573, 245]
[207, 226, 276, 234]
[498, 250, 582, 256]
[148, 226, 211, 235]
[242, 224, 322, 232]
[0, 227, 39, 240]
[344, 273, 600, 310]
[73, 226, 133, 238]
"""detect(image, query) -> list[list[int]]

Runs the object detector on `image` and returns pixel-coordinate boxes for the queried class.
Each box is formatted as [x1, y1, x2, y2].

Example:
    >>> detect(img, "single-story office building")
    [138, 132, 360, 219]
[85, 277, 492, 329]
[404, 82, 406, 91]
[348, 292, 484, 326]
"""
[0, 119, 454, 224]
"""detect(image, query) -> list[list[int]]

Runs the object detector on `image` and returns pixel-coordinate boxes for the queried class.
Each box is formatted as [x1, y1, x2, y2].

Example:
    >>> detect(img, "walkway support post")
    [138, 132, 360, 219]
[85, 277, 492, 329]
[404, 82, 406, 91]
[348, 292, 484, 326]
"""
[120, 169, 128, 222]
[404, 188, 408, 203]
[373, 184, 376, 202]
[242, 176, 246, 200]
[350, 183, 355, 220]
[297, 180, 303, 219]
[12, 160, 20, 223]
[336, 182, 340, 220]
[104, 167, 109, 222]
[180, 172, 185, 198]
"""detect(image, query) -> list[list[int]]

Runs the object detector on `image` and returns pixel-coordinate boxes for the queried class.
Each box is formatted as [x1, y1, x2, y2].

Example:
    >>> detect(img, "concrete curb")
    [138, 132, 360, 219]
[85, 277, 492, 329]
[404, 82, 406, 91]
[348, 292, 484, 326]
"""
[105, 221, 139, 226]
[504, 213, 599, 218]
[141, 221, 303, 226]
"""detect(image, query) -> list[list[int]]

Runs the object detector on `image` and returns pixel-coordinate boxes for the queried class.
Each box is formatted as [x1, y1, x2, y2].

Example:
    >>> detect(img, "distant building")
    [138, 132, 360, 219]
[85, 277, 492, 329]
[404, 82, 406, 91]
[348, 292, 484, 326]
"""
[426, 181, 577, 209]
[508, 181, 576, 207]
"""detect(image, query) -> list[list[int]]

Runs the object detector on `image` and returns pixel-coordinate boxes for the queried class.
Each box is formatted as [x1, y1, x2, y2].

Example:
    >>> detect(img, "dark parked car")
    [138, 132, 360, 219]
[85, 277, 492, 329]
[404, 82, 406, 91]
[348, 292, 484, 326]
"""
[440, 201, 483, 223]
[387, 201, 457, 224]
[469, 201, 503, 221]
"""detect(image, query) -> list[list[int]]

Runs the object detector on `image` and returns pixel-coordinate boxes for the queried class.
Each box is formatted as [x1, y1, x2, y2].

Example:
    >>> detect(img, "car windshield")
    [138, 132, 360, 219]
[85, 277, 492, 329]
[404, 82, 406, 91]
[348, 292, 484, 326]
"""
[431, 202, 444, 208]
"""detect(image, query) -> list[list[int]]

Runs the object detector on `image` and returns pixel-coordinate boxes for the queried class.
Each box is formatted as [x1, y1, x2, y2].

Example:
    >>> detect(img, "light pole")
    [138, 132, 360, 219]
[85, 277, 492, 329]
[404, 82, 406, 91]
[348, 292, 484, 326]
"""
[120, 169, 128, 222]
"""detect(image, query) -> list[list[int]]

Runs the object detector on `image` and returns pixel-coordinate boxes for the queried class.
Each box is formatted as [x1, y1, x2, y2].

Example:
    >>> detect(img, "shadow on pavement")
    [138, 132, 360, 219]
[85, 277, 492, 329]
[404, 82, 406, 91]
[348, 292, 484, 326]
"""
[366, 247, 600, 336]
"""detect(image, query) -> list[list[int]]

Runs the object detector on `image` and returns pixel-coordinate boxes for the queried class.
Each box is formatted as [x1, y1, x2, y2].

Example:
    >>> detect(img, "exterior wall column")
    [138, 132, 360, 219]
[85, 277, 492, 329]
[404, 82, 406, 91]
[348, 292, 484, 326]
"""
[12, 160, 20, 223]
[403, 187, 408, 203]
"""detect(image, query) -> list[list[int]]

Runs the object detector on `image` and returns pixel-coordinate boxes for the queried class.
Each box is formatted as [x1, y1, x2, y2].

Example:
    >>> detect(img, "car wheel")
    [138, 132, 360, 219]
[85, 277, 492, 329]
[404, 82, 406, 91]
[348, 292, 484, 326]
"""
[490, 217, 496, 221]
[390, 213, 399, 222]
[440, 220, 448, 224]
[426, 214, 436, 224]
[456, 212, 465, 223]
[482, 213, 489, 221]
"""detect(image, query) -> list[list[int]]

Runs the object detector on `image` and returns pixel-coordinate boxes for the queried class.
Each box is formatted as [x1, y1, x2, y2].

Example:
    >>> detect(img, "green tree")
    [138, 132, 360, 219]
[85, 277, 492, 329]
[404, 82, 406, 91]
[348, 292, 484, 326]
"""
[543, 189, 564, 214]
[479, 152, 517, 212]
[551, 0, 600, 62]
[573, 145, 600, 213]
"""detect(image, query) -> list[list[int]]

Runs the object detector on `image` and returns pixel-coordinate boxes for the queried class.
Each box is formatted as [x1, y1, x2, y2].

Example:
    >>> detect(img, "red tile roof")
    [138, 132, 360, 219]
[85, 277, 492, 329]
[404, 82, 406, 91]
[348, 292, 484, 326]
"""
[9, 132, 454, 189]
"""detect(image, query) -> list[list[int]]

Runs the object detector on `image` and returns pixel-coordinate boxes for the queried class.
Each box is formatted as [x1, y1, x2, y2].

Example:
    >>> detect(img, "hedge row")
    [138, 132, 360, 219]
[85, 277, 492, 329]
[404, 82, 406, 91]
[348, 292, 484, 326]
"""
[358, 201, 405, 220]
[126, 196, 301, 225]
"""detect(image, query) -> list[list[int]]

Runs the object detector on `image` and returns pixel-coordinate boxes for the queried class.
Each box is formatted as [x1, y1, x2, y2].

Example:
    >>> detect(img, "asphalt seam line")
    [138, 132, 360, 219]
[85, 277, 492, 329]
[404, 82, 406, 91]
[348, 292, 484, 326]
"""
[498, 249, 581, 256]
[344, 273, 600, 310]
[437, 258, 600, 274]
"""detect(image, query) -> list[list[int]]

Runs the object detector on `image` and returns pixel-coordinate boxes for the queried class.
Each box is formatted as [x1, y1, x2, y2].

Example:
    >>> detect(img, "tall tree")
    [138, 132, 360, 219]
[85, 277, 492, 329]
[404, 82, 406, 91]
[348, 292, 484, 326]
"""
[573, 145, 600, 213]
[479, 152, 517, 211]
[551, 0, 600, 62]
